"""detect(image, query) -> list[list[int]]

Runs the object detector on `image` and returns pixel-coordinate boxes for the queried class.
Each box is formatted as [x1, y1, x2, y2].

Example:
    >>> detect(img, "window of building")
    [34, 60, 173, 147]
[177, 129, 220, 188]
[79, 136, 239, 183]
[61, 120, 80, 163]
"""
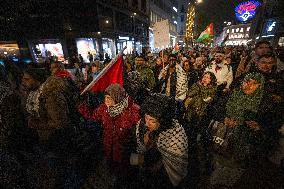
[247, 27, 250, 32]
[227, 29, 230, 33]
[240, 28, 243, 32]
[123, 0, 128, 6]
[181, 5, 185, 13]
[141, 0, 146, 12]
[236, 28, 239, 32]
[232, 29, 234, 33]
[181, 15, 184, 22]
[132, 0, 138, 8]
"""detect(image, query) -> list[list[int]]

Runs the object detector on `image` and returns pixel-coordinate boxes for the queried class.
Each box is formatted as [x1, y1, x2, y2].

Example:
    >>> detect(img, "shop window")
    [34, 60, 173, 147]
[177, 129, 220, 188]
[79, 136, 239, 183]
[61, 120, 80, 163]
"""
[181, 15, 184, 22]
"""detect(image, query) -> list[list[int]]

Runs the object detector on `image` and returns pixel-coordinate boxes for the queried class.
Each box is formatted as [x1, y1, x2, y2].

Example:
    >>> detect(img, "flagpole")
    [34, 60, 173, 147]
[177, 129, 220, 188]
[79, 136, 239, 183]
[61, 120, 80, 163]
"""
[81, 46, 127, 95]
[161, 49, 164, 69]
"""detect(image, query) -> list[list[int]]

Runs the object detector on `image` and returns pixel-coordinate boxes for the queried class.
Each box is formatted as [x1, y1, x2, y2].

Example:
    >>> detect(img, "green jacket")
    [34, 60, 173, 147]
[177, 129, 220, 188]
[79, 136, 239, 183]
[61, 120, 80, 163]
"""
[185, 83, 216, 122]
[136, 66, 156, 91]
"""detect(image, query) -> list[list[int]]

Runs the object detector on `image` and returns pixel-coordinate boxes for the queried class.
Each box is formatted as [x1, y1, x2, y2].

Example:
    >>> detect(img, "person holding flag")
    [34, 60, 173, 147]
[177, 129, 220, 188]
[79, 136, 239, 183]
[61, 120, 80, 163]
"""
[78, 48, 141, 187]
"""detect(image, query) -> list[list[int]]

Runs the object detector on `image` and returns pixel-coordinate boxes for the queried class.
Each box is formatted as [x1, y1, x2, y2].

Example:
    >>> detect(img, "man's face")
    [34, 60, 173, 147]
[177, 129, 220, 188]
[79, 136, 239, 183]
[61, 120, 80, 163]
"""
[22, 73, 40, 91]
[135, 58, 145, 66]
[214, 54, 224, 64]
[255, 44, 272, 56]
[169, 57, 177, 66]
[256, 57, 276, 74]
[242, 79, 261, 95]
[183, 61, 190, 72]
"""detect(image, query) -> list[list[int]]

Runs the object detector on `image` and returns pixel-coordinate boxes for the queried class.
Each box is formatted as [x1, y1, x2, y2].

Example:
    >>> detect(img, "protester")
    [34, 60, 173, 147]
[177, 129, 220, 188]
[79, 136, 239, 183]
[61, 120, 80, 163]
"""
[130, 94, 188, 189]
[78, 84, 140, 187]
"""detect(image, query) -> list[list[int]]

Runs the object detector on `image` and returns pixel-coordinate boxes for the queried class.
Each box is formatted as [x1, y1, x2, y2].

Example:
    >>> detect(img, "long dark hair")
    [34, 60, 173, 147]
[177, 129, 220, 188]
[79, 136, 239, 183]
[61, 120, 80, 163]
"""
[200, 71, 217, 87]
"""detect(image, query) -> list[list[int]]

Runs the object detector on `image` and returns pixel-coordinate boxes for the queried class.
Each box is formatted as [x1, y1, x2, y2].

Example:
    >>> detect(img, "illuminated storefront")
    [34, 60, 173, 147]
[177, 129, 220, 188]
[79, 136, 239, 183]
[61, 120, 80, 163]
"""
[0, 42, 20, 59]
[117, 36, 135, 54]
[222, 24, 252, 46]
[102, 38, 115, 58]
[76, 38, 99, 63]
[30, 39, 65, 63]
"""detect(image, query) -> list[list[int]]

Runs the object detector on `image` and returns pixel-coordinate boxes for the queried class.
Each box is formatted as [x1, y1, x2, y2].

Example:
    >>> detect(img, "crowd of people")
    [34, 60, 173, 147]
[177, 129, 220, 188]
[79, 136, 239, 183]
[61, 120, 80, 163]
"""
[0, 40, 283, 189]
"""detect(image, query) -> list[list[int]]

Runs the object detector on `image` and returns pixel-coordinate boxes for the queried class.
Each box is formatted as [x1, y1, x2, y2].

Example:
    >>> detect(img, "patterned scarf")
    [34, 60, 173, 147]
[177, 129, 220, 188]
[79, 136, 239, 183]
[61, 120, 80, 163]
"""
[108, 96, 129, 117]
[136, 119, 188, 186]
[26, 82, 46, 117]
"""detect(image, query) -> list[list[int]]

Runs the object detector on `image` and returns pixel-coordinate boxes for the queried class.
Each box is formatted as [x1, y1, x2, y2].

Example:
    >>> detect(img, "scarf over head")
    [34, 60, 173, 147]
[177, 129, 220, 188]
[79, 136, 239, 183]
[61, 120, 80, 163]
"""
[225, 72, 265, 124]
[105, 84, 129, 117]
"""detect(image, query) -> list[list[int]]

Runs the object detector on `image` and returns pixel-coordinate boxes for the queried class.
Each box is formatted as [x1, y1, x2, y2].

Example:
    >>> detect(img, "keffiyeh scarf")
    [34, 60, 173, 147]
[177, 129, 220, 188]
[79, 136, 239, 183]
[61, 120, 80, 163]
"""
[136, 119, 188, 186]
[26, 83, 46, 117]
[108, 96, 129, 118]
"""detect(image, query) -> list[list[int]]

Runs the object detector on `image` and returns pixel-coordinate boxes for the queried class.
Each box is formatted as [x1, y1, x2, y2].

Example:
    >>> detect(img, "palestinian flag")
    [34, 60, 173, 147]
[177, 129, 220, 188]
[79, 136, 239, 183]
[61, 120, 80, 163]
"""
[196, 23, 214, 43]
[81, 51, 124, 95]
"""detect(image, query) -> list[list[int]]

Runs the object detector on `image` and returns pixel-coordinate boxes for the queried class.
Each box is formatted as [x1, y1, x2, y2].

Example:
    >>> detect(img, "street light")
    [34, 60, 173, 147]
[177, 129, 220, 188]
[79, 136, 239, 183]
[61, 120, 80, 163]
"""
[196, 0, 203, 4]
[105, 20, 109, 24]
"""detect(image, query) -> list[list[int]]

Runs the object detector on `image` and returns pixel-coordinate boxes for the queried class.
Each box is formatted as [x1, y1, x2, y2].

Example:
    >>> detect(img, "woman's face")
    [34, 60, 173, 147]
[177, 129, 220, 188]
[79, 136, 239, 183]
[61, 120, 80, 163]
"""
[104, 95, 115, 107]
[201, 73, 211, 86]
[145, 114, 160, 132]
[156, 58, 162, 66]
[91, 65, 98, 73]
[242, 79, 261, 95]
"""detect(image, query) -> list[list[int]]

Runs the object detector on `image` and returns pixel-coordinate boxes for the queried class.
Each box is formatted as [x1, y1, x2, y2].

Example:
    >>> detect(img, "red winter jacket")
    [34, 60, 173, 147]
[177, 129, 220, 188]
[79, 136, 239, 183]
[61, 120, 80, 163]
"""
[79, 97, 140, 163]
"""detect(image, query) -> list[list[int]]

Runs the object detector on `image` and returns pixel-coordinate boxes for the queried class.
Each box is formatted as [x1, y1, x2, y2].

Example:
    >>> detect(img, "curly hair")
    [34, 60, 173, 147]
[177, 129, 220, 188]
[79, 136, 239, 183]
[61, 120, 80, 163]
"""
[141, 93, 176, 132]
[201, 71, 217, 87]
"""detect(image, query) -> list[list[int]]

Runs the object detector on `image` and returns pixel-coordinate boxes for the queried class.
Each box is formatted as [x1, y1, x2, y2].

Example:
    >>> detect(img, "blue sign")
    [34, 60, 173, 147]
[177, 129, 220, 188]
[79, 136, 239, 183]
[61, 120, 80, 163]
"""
[235, 1, 261, 23]
[262, 19, 278, 37]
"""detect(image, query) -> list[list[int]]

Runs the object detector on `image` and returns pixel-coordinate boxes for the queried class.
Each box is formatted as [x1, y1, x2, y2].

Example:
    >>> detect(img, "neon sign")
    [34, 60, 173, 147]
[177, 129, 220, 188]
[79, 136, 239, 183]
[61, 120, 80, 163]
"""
[235, 1, 261, 22]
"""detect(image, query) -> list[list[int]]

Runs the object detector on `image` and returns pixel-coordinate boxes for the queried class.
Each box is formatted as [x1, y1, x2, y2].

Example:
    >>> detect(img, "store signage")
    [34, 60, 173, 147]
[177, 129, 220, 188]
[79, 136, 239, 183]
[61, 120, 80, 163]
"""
[118, 36, 130, 40]
[262, 19, 278, 37]
[267, 21, 276, 32]
[235, 1, 261, 22]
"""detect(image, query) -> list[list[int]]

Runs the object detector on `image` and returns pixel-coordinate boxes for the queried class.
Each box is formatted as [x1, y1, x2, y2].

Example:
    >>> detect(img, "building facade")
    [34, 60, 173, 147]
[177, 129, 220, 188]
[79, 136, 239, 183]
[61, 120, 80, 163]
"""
[0, 0, 150, 63]
[177, 0, 189, 45]
[225, 24, 252, 46]
[250, 0, 284, 46]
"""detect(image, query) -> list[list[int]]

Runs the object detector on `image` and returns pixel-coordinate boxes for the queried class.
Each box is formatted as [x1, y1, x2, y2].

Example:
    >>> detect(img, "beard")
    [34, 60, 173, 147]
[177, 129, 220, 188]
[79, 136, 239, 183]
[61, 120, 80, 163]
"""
[215, 59, 222, 64]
